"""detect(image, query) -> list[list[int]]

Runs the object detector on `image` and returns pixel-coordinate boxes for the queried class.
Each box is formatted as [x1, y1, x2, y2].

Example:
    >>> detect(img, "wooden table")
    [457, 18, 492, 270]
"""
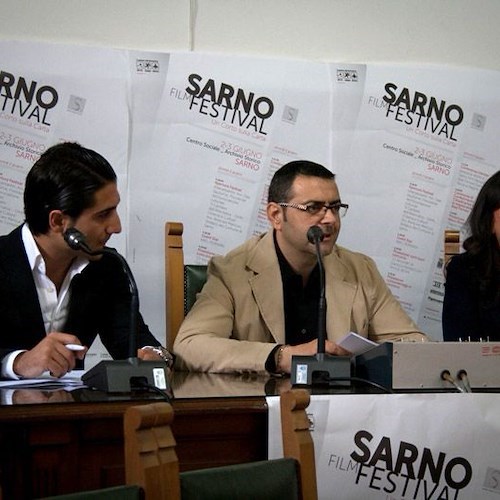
[0, 372, 272, 499]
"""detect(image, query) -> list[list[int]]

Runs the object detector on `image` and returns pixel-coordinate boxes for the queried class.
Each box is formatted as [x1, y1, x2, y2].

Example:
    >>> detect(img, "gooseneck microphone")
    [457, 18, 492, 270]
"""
[63, 227, 169, 394]
[64, 227, 138, 358]
[63, 227, 94, 255]
[307, 226, 326, 355]
[290, 225, 351, 386]
[306, 225, 324, 244]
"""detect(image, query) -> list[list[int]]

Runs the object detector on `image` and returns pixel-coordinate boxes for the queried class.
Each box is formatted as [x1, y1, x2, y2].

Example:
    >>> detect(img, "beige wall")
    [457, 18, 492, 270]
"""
[1, 0, 499, 70]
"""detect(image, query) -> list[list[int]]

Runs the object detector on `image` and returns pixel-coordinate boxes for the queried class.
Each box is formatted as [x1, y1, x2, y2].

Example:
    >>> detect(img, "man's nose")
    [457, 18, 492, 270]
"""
[320, 206, 338, 222]
[109, 213, 122, 234]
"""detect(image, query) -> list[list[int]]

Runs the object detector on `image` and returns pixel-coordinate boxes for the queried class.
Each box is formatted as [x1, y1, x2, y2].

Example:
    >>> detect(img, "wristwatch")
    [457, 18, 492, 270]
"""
[141, 345, 174, 369]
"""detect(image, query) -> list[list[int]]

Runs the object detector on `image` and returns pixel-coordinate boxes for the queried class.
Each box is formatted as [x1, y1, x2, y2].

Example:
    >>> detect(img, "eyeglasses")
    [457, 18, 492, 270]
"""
[277, 201, 349, 218]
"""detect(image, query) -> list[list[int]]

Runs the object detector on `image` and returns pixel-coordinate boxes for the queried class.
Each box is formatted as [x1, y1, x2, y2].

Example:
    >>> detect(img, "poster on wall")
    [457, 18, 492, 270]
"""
[0, 40, 130, 242]
[127, 51, 332, 340]
[0, 40, 131, 366]
[2, 40, 500, 347]
[329, 63, 500, 339]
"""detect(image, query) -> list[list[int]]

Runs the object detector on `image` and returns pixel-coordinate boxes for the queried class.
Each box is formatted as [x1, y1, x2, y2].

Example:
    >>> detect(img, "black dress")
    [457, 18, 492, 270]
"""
[442, 252, 500, 341]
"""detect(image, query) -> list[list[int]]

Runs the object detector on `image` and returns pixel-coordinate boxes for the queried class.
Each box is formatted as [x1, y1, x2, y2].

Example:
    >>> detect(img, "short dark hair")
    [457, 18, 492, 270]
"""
[268, 160, 335, 203]
[24, 142, 117, 235]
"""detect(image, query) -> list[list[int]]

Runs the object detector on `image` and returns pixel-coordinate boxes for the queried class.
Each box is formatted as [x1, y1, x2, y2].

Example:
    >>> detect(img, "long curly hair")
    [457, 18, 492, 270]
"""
[463, 170, 500, 304]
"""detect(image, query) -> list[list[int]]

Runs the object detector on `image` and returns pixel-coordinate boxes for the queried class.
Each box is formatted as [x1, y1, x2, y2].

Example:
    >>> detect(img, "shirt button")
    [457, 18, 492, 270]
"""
[301, 328, 307, 334]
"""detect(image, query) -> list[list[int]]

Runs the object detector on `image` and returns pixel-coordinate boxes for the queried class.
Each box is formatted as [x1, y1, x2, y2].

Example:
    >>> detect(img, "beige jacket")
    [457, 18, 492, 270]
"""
[173, 231, 426, 373]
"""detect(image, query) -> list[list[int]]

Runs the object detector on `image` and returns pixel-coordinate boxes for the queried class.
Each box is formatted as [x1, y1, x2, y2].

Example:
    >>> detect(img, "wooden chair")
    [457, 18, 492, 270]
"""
[443, 229, 461, 277]
[280, 388, 318, 499]
[124, 389, 317, 500]
[164, 222, 208, 351]
[124, 402, 179, 499]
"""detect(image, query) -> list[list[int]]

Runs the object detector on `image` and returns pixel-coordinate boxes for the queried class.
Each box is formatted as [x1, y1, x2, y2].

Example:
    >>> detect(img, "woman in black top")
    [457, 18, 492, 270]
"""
[442, 170, 500, 341]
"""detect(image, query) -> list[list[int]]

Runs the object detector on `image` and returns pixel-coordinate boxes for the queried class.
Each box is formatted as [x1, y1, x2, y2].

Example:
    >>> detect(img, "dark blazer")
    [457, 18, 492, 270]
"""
[442, 252, 500, 341]
[0, 226, 160, 362]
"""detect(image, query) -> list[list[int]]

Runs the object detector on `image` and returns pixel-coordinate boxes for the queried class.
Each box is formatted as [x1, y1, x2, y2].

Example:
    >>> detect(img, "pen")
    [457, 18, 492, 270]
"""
[65, 344, 85, 351]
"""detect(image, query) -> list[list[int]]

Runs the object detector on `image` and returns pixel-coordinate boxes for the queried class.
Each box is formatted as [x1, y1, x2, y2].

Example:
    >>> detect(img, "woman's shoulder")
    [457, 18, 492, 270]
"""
[446, 251, 477, 280]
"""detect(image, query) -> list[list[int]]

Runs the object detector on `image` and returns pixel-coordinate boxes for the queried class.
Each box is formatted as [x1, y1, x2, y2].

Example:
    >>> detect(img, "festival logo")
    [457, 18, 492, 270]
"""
[380, 82, 464, 143]
[0, 70, 59, 127]
[347, 429, 473, 499]
[184, 73, 275, 136]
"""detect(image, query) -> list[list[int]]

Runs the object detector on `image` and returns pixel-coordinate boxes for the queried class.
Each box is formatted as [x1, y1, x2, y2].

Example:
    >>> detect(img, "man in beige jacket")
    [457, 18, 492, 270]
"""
[174, 160, 426, 374]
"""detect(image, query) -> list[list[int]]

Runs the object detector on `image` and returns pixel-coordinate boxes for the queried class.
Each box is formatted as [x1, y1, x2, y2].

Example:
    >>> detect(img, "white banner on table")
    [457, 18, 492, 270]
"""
[268, 393, 500, 499]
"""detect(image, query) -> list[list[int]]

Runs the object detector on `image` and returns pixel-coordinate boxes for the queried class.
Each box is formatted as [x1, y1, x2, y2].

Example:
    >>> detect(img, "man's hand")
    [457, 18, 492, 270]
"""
[13, 332, 87, 379]
[138, 346, 174, 374]
[277, 339, 351, 374]
[137, 348, 162, 361]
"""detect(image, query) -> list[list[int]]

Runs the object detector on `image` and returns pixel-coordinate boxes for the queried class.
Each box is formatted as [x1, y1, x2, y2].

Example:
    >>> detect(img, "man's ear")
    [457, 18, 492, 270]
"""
[267, 203, 283, 230]
[48, 210, 67, 234]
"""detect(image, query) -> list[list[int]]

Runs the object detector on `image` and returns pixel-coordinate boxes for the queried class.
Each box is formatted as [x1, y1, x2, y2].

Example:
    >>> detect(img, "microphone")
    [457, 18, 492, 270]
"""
[307, 226, 326, 354]
[63, 228, 169, 394]
[63, 227, 94, 254]
[290, 225, 351, 387]
[306, 225, 324, 244]
[64, 228, 139, 358]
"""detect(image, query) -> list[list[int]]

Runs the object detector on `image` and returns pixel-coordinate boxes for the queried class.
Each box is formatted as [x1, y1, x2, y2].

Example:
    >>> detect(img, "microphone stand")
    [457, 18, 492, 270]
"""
[314, 229, 327, 356]
[97, 246, 138, 359]
[290, 226, 351, 387]
[63, 228, 169, 393]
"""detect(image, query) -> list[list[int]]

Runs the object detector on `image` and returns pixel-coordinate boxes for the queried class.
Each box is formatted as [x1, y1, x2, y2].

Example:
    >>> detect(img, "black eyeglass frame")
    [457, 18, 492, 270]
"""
[277, 201, 349, 217]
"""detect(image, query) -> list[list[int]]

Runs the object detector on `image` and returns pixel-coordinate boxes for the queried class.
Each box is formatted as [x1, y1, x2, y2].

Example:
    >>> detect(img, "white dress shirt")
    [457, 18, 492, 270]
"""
[1, 224, 88, 379]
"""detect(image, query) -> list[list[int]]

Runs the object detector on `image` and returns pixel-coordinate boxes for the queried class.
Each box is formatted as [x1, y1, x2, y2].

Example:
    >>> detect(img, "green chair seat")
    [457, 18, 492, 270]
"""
[180, 458, 300, 500]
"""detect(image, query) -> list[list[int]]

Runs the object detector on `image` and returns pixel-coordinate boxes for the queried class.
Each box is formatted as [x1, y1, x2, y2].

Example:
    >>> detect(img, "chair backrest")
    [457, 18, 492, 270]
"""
[184, 264, 208, 315]
[280, 389, 317, 500]
[165, 221, 207, 350]
[124, 402, 180, 500]
[443, 229, 461, 276]
[124, 389, 318, 500]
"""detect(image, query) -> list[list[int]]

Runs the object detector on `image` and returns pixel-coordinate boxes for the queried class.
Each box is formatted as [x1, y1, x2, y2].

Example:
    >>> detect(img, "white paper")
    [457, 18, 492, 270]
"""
[338, 331, 378, 355]
[0, 370, 85, 389]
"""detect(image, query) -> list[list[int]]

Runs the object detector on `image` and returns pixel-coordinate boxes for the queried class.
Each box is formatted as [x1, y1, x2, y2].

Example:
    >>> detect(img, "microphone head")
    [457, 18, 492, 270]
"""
[307, 225, 324, 244]
[63, 227, 92, 253]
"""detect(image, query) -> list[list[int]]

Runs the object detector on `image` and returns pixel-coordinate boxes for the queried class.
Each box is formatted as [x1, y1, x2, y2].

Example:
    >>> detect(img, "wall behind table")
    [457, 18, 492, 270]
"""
[2, 0, 500, 351]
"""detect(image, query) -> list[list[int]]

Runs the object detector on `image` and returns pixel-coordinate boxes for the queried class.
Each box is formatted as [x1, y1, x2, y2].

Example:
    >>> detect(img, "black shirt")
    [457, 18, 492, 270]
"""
[274, 231, 321, 345]
[265, 232, 323, 372]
